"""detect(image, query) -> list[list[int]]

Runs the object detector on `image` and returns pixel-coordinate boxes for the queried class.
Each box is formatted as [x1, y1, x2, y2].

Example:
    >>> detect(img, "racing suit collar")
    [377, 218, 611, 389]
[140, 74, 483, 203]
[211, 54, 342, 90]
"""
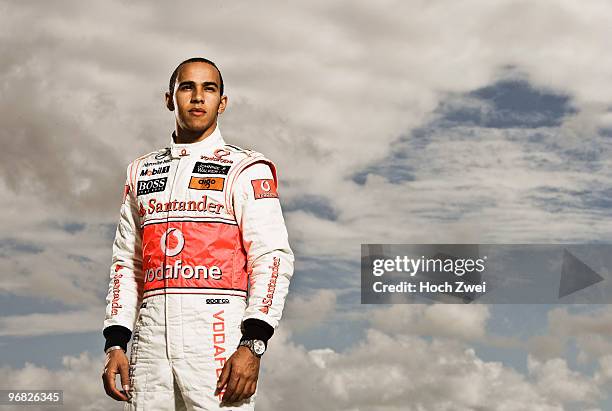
[170, 123, 225, 158]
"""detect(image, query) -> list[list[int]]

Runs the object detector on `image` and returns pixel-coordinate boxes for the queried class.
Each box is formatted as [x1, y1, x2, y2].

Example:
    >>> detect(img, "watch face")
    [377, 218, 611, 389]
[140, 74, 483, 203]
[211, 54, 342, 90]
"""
[253, 340, 266, 355]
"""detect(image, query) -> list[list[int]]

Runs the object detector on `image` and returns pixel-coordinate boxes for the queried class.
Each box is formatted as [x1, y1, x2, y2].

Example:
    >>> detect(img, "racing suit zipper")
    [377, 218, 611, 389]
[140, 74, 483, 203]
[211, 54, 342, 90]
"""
[164, 153, 184, 361]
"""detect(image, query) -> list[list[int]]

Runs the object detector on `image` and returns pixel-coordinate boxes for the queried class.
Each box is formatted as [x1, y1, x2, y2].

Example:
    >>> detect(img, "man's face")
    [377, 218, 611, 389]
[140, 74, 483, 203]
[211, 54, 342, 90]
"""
[166, 62, 227, 133]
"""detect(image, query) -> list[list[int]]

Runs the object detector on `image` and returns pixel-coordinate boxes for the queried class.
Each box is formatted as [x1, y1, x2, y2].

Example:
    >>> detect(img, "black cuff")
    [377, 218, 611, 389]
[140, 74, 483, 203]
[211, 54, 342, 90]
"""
[103, 325, 132, 353]
[240, 319, 274, 346]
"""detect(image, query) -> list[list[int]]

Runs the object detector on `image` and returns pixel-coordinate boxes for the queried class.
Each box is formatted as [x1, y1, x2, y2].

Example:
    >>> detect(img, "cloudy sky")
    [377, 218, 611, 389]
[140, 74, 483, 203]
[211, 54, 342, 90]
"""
[1, 0, 612, 409]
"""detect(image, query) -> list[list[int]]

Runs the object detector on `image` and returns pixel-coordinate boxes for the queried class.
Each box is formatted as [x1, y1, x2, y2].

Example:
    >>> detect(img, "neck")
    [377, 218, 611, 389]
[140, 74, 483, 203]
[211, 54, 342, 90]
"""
[174, 122, 217, 144]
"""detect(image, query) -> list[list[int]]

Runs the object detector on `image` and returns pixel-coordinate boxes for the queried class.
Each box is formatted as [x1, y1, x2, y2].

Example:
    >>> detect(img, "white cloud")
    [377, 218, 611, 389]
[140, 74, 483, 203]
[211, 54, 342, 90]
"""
[368, 304, 491, 342]
[527, 306, 612, 362]
[257, 328, 604, 410]
[528, 355, 602, 404]
[594, 354, 612, 386]
[283, 289, 337, 332]
[0, 308, 104, 337]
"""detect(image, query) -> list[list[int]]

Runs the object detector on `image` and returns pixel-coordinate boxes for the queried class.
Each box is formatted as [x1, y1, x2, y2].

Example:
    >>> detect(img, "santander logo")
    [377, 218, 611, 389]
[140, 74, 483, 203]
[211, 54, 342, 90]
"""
[161, 228, 185, 257]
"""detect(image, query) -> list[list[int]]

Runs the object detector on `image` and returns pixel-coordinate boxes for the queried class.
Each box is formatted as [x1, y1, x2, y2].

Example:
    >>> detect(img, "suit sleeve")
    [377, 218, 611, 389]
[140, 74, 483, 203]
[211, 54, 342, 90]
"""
[102, 162, 144, 352]
[232, 162, 294, 345]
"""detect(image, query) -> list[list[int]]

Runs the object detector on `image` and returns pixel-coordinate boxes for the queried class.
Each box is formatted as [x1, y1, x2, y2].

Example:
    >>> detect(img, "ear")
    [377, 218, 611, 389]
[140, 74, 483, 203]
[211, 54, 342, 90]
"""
[165, 92, 174, 111]
[218, 95, 228, 114]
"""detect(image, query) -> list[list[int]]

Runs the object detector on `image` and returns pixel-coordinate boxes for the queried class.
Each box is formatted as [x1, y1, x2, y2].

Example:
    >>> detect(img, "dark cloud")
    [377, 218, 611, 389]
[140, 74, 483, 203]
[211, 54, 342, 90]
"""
[285, 195, 338, 220]
[48, 222, 86, 234]
[0, 238, 44, 256]
[436, 79, 576, 129]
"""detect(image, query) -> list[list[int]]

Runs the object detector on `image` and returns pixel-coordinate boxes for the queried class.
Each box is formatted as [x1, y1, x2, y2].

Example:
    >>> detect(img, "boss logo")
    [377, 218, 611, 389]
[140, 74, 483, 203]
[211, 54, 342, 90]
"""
[137, 177, 168, 196]
[206, 298, 230, 304]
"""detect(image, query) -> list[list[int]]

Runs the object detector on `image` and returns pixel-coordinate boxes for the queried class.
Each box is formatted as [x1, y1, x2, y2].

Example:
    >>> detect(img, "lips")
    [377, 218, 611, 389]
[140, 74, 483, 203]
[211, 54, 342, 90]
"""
[189, 108, 206, 116]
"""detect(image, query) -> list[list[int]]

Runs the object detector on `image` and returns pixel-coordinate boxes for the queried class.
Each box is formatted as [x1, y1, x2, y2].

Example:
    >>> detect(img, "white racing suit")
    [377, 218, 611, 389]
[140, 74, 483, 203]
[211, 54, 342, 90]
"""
[103, 124, 294, 410]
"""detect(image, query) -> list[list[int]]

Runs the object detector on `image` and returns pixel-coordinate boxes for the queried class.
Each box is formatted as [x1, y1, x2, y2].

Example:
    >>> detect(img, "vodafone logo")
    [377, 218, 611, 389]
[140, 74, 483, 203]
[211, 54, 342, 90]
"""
[201, 149, 233, 164]
[214, 149, 230, 158]
[161, 228, 185, 257]
[251, 179, 278, 200]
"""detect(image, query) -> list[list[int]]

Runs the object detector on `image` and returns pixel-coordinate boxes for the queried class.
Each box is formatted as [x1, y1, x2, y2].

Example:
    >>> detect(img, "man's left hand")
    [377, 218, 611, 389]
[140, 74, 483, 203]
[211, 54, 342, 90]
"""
[215, 346, 260, 405]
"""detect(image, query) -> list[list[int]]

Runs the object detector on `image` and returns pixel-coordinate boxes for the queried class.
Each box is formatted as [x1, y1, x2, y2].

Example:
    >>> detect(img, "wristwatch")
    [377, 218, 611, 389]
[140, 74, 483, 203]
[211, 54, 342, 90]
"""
[238, 339, 266, 358]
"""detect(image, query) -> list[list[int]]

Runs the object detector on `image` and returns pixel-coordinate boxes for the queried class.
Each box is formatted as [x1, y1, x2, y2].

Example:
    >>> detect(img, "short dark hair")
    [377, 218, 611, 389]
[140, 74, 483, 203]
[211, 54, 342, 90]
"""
[168, 57, 224, 96]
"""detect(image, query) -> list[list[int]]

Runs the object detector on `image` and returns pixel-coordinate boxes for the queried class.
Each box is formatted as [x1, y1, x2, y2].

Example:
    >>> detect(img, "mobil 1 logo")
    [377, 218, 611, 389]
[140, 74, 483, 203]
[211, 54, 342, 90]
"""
[137, 177, 168, 196]
[192, 162, 230, 175]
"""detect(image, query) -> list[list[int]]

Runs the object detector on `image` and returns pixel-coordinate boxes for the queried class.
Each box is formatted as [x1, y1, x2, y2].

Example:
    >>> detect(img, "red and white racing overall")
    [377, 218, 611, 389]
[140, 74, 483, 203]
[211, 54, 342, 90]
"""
[103, 124, 294, 410]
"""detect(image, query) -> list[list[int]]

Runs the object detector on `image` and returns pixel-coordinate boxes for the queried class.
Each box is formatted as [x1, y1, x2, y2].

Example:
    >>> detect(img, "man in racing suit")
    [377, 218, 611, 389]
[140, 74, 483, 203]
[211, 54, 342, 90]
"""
[102, 57, 294, 410]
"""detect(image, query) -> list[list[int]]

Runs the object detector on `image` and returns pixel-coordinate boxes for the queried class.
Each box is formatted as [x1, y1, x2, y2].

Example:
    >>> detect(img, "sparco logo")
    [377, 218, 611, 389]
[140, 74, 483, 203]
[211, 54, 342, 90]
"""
[206, 298, 229, 304]
[160, 228, 185, 257]
[141, 165, 170, 176]
[137, 177, 167, 196]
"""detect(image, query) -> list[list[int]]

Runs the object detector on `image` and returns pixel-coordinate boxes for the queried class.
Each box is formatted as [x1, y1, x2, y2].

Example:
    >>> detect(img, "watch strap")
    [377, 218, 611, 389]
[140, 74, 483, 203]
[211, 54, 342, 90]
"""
[239, 339, 264, 357]
[105, 345, 125, 354]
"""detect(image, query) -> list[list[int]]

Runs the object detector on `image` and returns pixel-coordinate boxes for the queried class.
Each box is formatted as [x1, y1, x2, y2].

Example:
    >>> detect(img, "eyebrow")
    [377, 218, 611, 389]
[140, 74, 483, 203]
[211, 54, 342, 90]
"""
[178, 81, 218, 88]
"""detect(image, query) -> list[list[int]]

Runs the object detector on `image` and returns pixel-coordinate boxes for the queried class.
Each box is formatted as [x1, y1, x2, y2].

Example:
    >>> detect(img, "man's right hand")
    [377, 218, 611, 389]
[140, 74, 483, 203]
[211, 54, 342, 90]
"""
[102, 349, 131, 402]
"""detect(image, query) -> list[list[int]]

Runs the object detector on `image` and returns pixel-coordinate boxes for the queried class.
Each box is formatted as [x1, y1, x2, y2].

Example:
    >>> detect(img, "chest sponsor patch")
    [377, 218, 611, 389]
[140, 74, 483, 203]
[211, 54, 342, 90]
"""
[143, 158, 171, 167]
[188, 176, 225, 191]
[140, 165, 170, 177]
[137, 177, 168, 196]
[251, 179, 278, 199]
[192, 162, 230, 175]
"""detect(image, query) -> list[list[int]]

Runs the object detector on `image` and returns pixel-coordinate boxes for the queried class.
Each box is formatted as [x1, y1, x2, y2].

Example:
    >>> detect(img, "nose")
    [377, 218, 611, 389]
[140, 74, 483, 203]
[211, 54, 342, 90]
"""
[191, 86, 204, 103]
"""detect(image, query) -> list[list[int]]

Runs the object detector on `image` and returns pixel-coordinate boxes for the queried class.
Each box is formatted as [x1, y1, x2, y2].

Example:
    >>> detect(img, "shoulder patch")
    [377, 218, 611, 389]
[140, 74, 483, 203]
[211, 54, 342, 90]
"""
[251, 178, 278, 199]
